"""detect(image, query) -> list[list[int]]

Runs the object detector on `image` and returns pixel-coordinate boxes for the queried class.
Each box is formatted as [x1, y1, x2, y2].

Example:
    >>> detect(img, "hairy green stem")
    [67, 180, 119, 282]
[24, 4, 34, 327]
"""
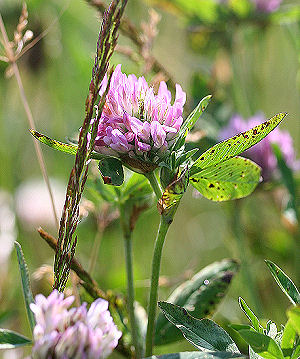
[119, 205, 140, 358]
[145, 217, 171, 357]
[144, 171, 163, 200]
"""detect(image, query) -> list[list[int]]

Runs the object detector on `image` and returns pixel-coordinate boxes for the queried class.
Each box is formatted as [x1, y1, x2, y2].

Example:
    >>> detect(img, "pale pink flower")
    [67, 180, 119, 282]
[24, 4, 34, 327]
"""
[30, 290, 121, 359]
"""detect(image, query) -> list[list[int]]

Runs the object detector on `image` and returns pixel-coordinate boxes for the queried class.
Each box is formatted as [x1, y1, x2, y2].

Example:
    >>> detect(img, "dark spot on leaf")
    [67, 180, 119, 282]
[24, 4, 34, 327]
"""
[102, 176, 112, 184]
[209, 183, 215, 188]
[200, 156, 204, 160]
[222, 271, 233, 283]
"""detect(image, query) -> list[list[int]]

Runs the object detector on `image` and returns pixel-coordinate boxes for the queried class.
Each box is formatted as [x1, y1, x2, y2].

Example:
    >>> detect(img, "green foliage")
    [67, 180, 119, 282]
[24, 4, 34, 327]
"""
[232, 269, 300, 359]
[30, 130, 104, 160]
[287, 306, 300, 336]
[30, 130, 79, 156]
[238, 297, 264, 334]
[174, 95, 212, 151]
[190, 113, 286, 176]
[146, 352, 246, 359]
[0, 329, 31, 349]
[158, 168, 189, 223]
[235, 329, 284, 359]
[158, 302, 240, 354]
[15, 242, 36, 333]
[281, 320, 297, 359]
[189, 157, 261, 201]
[155, 259, 239, 345]
[98, 158, 124, 186]
[160, 95, 212, 188]
[265, 260, 300, 305]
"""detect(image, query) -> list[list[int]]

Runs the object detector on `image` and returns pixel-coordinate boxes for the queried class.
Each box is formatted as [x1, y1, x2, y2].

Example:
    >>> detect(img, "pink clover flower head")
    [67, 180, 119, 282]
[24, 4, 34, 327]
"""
[251, 0, 282, 13]
[219, 113, 300, 182]
[30, 290, 122, 359]
[95, 65, 186, 173]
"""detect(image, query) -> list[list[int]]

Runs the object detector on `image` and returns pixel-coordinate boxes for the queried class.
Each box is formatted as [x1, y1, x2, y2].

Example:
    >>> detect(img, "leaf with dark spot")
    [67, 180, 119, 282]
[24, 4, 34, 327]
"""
[155, 259, 239, 346]
[98, 158, 124, 186]
[190, 157, 261, 201]
[190, 113, 286, 176]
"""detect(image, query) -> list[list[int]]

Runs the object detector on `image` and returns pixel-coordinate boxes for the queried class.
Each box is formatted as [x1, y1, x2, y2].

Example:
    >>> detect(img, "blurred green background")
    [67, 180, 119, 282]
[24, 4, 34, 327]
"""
[0, 0, 299, 357]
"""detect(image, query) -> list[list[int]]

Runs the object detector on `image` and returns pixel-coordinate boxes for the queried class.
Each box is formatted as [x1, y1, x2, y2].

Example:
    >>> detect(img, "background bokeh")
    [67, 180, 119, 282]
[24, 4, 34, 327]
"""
[0, 0, 299, 357]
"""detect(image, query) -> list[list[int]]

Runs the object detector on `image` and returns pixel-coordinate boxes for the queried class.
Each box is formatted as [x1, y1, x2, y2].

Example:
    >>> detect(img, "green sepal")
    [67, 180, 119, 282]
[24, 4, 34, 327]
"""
[173, 95, 212, 151]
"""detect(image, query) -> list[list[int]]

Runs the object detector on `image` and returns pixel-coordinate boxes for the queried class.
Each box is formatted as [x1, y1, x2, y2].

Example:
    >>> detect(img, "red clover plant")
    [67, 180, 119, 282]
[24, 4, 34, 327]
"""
[0, 0, 298, 359]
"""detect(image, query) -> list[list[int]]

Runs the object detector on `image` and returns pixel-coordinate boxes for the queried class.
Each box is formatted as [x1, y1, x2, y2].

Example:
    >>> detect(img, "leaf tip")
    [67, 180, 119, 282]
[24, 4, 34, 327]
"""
[29, 129, 41, 139]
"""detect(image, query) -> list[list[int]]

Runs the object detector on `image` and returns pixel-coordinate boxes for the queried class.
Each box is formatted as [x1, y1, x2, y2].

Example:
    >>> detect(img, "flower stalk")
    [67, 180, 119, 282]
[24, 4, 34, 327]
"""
[145, 168, 188, 356]
[119, 204, 141, 358]
[144, 171, 163, 200]
[145, 216, 171, 357]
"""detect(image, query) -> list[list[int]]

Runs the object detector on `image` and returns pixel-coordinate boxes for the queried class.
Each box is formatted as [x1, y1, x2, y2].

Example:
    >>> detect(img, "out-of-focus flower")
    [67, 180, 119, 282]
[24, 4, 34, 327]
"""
[95, 64, 186, 173]
[3, 348, 24, 359]
[0, 190, 17, 276]
[219, 113, 300, 181]
[30, 290, 122, 359]
[251, 0, 282, 13]
[215, 0, 282, 13]
[31, 265, 54, 297]
[15, 179, 66, 229]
